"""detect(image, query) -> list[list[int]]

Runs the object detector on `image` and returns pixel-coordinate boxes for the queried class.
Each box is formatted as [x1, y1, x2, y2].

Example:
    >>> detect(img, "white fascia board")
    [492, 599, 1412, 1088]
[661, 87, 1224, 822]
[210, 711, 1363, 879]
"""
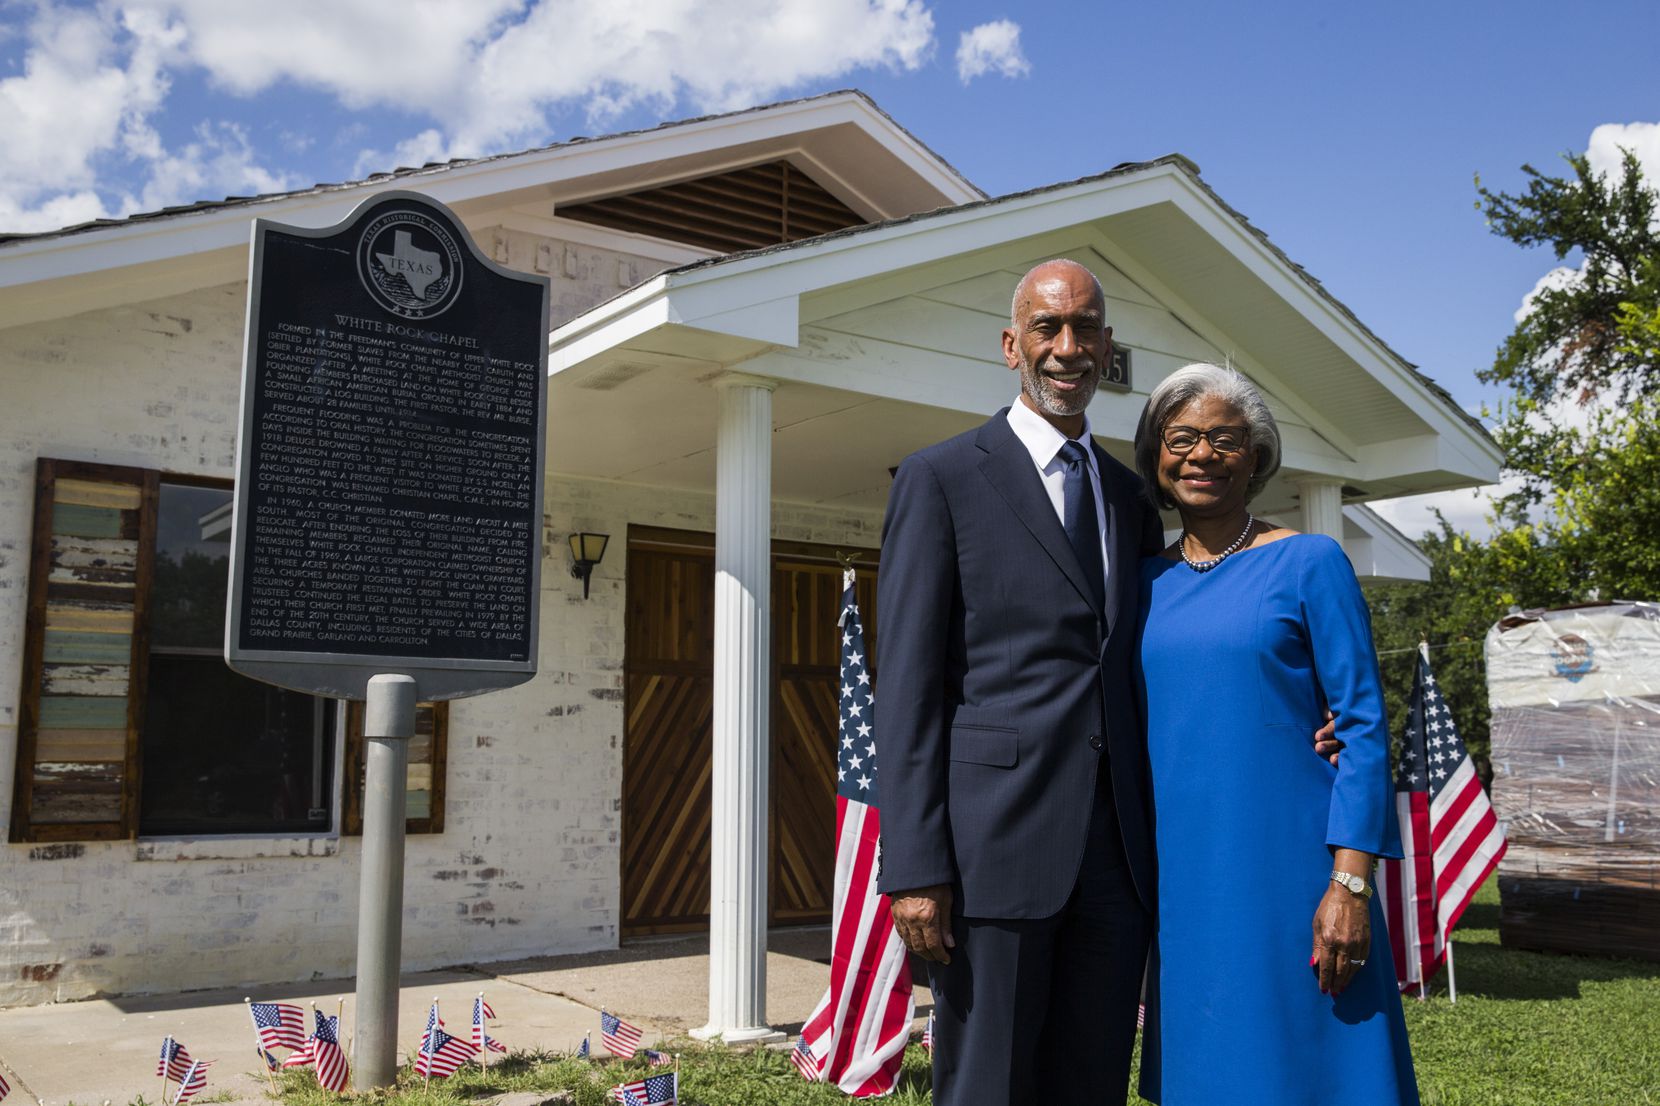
[832, 96, 984, 208]
[548, 275, 673, 373]
[0, 92, 976, 298]
[1342, 504, 1431, 583]
[1159, 173, 1502, 471]
[1354, 431, 1502, 487]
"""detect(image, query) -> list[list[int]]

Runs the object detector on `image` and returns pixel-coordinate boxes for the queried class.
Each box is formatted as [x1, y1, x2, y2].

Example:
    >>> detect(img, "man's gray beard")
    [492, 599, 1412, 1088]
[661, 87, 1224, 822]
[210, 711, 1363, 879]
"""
[1018, 352, 1097, 417]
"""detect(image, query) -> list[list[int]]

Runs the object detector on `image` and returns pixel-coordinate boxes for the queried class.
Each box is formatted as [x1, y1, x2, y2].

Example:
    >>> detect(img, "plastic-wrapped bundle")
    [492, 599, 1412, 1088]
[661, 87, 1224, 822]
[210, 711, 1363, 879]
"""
[1486, 601, 1660, 961]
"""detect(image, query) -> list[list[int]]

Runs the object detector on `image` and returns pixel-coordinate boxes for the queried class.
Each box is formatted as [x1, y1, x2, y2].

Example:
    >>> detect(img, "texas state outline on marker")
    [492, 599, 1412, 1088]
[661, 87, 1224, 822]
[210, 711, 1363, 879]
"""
[376, 230, 441, 298]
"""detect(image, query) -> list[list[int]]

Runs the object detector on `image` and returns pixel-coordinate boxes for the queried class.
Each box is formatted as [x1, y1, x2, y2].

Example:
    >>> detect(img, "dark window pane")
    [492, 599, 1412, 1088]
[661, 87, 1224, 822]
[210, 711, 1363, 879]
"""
[151, 484, 233, 650]
[139, 655, 335, 835]
[141, 480, 336, 836]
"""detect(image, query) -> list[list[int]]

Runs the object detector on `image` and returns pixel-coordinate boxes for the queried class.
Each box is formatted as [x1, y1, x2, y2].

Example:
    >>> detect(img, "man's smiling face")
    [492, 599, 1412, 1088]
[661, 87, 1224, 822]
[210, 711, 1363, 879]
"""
[1003, 261, 1112, 430]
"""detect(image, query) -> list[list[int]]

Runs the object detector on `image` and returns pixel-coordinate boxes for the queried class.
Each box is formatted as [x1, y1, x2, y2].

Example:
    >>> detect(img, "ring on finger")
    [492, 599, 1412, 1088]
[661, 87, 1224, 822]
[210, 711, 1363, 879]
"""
[1350, 958, 1366, 967]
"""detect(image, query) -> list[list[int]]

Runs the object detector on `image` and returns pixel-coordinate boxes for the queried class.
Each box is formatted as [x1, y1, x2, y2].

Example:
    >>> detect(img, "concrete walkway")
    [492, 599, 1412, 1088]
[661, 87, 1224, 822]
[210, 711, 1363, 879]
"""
[0, 929, 933, 1105]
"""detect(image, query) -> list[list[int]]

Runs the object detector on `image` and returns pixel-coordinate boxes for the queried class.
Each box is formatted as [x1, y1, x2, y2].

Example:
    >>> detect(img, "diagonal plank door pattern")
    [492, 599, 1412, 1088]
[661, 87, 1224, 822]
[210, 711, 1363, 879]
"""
[622, 532, 876, 935]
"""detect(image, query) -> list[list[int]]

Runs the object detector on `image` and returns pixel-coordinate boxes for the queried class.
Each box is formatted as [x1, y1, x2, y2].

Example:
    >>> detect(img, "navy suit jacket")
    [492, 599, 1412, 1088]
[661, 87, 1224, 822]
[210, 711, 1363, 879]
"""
[875, 409, 1165, 919]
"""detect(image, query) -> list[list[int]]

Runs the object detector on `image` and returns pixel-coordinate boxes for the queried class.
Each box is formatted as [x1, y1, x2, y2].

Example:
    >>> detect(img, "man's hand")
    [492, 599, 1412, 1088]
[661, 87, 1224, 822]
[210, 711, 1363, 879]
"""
[890, 884, 955, 964]
[1314, 708, 1343, 766]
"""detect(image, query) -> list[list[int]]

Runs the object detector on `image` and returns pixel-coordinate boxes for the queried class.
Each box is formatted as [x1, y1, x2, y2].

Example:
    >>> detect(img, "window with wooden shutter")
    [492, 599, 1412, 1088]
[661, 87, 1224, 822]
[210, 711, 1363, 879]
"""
[342, 701, 448, 835]
[11, 458, 448, 842]
[10, 459, 156, 842]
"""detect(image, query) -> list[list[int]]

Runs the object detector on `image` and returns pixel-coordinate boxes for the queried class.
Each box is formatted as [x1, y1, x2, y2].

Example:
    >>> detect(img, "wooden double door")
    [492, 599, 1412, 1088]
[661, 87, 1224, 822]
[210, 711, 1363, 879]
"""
[620, 526, 878, 936]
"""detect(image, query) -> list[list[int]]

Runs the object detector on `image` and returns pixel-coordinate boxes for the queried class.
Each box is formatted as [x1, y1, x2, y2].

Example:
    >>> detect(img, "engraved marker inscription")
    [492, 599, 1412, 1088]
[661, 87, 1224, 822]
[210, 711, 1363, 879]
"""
[229, 191, 549, 699]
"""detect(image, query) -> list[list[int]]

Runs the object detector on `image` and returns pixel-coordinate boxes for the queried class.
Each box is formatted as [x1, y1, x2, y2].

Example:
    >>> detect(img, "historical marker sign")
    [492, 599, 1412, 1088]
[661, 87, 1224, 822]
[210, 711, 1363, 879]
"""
[227, 190, 550, 701]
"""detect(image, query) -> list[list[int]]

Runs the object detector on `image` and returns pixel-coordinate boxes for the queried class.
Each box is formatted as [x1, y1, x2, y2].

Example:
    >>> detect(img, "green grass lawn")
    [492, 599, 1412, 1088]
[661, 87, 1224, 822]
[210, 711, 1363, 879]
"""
[273, 881, 1659, 1105]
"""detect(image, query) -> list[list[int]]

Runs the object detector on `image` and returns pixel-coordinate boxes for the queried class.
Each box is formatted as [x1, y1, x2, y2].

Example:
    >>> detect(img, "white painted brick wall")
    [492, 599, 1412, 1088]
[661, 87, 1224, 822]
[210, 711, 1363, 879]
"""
[0, 250, 884, 1006]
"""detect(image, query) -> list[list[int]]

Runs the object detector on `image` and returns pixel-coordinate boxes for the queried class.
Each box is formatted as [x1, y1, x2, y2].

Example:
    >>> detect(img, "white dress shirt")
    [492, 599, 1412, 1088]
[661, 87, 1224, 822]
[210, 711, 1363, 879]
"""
[1004, 398, 1111, 592]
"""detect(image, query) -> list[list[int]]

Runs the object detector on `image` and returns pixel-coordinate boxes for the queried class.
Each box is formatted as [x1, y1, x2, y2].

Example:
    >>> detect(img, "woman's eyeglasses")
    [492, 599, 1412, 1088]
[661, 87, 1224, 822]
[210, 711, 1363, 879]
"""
[1161, 425, 1250, 456]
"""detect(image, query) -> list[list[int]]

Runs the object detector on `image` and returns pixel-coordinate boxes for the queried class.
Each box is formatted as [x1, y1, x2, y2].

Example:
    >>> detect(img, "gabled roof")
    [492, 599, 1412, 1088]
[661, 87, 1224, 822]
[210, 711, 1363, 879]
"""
[0, 90, 979, 248]
[0, 90, 982, 331]
[548, 152, 1500, 506]
[644, 155, 1486, 443]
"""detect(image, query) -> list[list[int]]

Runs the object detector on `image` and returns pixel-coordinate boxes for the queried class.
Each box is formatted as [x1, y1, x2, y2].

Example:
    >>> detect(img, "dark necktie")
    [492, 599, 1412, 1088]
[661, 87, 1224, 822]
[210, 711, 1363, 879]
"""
[1059, 440, 1106, 615]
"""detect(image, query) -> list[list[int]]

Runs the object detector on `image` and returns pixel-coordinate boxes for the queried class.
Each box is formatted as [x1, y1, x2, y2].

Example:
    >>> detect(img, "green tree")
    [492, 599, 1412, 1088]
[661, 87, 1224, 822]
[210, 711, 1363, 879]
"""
[1367, 148, 1660, 757]
[1476, 148, 1660, 508]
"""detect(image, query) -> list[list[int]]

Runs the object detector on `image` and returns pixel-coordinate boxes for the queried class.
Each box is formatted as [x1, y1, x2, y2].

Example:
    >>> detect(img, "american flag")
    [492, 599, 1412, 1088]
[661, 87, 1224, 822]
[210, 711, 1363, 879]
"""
[1377, 645, 1508, 994]
[156, 1037, 196, 1082]
[304, 1010, 349, 1092]
[1, 1068, 11, 1102]
[642, 1048, 672, 1067]
[416, 1022, 478, 1078]
[577, 1034, 590, 1059]
[251, 1002, 308, 1051]
[920, 1011, 933, 1053]
[610, 1072, 677, 1106]
[600, 1009, 642, 1058]
[170, 1060, 207, 1105]
[790, 1035, 822, 1081]
[796, 570, 914, 1092]
[473, 996, 507, 1054]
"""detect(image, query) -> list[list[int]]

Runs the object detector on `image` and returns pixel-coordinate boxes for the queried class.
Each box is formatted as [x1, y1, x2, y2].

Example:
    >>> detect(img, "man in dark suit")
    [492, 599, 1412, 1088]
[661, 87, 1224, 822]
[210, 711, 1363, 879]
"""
[876, 258, 1163, 1103]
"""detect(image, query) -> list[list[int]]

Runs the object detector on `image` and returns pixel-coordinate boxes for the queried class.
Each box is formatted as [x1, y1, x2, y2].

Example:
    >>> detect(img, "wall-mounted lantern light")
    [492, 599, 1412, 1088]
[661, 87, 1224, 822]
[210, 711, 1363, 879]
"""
[568, 532, 610, 599]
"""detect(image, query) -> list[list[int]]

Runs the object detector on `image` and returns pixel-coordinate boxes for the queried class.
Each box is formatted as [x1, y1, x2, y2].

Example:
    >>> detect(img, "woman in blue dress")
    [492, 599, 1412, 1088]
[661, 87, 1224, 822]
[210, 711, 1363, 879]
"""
[1132, 363, 1418, 1105]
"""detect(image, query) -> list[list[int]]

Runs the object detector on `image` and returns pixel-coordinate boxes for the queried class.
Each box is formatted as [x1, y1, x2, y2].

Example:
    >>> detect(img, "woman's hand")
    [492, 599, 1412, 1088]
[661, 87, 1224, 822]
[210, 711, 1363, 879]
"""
[1311, 849, 1373, 995]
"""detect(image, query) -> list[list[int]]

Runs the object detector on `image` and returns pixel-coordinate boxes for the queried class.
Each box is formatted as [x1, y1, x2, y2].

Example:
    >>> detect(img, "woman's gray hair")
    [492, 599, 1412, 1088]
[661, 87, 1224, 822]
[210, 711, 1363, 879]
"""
[1133, 363, 1281, 509]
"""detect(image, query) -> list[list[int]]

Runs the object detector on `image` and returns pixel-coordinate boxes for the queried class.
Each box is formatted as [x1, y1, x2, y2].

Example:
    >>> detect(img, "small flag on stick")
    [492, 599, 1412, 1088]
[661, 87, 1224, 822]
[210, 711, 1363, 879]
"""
[790, 1036, 822, 1082]
[577, 1033, 590, 1059]
[157, 1037, 196, 1082]
[610, 1072, 677, 1105]
[249, 1001, 308, 1050]
[170, 1060, 208, 1105]
[473, 994, 507, 1055]
[600, 1009, 642, 1058]
[416, 999, 478, 1079]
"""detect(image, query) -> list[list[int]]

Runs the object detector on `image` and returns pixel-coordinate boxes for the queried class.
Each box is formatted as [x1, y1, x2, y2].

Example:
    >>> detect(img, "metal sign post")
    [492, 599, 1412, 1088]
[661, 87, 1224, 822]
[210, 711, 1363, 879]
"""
[354, 674, 416, 1086]
[227, 191, 548, 1087]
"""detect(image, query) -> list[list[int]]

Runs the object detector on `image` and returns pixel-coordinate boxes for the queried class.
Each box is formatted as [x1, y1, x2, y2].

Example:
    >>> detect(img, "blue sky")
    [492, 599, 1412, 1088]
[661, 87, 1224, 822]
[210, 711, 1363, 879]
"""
[3, 1, 1657, 533]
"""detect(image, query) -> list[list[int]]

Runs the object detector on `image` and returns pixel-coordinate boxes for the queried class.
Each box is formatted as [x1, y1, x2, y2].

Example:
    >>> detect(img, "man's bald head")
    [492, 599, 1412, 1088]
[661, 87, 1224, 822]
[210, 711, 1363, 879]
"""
[1010, 259, 1105, 329]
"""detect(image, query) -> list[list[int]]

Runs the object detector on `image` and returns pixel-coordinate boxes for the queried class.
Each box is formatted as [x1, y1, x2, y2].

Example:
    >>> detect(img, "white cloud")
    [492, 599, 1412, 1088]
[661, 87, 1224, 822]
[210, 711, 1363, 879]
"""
[955, 19, 1027, 83]
[1585, 120, 1660, 190]
[1368, 485, 1506, 542]
[1513, 264, 1581, 324]
[0, 0, 940, 232]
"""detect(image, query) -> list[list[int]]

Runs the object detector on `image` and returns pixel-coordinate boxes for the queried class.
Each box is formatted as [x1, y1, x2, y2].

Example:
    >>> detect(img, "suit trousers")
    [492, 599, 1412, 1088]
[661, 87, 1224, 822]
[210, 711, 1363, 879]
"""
[926, 780, 1150, 1106]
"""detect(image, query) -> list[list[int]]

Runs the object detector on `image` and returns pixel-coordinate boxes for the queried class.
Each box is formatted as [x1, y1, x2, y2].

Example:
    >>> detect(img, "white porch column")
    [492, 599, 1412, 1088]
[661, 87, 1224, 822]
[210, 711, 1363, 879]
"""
[1296, 477, 1345, 540]
[694, 372, 783, 1044]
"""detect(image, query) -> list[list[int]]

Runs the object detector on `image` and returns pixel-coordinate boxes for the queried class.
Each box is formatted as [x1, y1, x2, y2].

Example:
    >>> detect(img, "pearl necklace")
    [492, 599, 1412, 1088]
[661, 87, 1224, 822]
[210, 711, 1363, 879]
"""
[1180, 514, 1255, 573]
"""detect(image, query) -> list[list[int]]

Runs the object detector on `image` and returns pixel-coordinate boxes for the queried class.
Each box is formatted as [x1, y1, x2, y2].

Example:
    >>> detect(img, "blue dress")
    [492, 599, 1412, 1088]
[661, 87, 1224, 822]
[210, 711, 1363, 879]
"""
[1135, 535, 1418, 1105]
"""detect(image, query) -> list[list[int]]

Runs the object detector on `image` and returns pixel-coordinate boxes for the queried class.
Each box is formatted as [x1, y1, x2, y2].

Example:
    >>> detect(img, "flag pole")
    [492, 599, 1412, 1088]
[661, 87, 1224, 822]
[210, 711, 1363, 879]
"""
[245, 999, 280, 1094]
[423, 996, 439, 1093]
[336, 996, 347, 1092]
[477, 991, 489, 1073]
[310, 1001, 324, 1091]
[1445, 940, 1457, 1003]
[159, 1035, 171, 1105]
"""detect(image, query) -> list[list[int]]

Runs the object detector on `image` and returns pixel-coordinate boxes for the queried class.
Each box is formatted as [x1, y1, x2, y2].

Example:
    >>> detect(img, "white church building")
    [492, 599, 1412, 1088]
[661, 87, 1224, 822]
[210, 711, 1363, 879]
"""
[0, 91, 1498, 1032]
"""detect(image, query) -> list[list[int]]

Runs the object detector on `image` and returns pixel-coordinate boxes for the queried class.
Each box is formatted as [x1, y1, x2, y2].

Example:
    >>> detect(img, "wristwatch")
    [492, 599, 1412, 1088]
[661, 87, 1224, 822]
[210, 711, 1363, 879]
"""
[1330, 870, 1373, 899]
